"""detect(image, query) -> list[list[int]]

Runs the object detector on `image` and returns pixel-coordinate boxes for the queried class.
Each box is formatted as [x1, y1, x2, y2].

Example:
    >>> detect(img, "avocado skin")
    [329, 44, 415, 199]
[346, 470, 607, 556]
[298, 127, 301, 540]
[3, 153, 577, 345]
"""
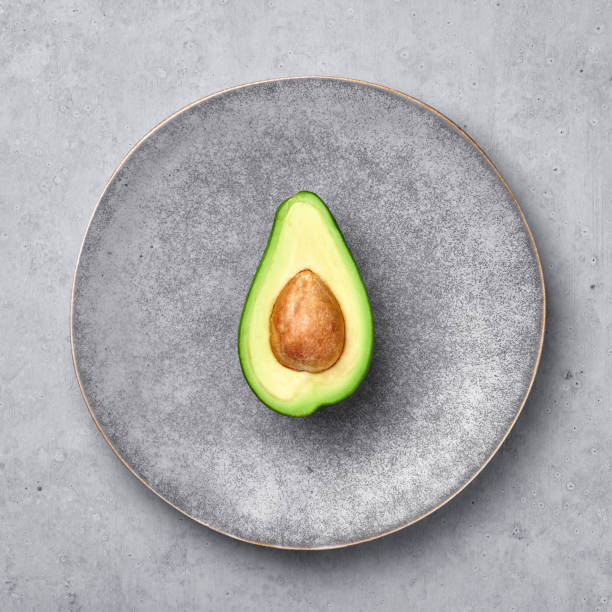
[238, 191, 374, 417]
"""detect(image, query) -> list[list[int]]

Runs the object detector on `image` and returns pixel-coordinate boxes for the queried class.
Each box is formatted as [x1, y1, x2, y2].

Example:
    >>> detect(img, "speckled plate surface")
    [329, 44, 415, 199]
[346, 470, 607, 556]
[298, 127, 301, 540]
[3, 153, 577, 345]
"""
[71, 77, 545, 549]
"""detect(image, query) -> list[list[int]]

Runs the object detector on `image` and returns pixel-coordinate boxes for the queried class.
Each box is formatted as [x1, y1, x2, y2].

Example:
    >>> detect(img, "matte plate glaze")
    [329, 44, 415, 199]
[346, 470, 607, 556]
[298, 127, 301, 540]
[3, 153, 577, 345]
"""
[71, 77, 544, 549]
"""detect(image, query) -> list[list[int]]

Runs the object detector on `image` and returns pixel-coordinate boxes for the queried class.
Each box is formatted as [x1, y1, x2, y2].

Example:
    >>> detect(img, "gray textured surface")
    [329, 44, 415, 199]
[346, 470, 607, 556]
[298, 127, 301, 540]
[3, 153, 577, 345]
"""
[1, 0, 611, 609]
[71, 77, 543, 549]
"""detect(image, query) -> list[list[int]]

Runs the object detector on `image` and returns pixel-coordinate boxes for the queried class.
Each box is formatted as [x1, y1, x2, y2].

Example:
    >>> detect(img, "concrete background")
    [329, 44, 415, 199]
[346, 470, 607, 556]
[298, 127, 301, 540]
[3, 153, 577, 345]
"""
[1, 0, 610, 610]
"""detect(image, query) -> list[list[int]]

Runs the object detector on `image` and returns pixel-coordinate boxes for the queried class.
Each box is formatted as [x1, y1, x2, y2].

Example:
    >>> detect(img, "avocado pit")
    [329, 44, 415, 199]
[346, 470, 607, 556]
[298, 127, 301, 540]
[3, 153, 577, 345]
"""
[270, 269, 345, 373]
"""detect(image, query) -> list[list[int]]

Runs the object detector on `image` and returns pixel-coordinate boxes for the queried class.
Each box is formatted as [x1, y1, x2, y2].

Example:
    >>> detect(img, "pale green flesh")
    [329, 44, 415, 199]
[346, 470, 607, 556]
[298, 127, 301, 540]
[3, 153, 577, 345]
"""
[238, 192, 374, 417]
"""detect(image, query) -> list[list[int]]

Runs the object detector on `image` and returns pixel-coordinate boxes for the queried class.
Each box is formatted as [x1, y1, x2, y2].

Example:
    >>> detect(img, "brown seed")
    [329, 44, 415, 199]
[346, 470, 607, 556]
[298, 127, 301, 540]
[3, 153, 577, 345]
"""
[270, 269, 345, 373]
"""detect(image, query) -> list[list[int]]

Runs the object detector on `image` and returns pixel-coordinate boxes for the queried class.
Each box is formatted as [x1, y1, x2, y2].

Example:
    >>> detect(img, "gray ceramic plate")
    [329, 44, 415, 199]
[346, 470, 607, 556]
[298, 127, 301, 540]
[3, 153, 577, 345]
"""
[71, 77, 545, 549]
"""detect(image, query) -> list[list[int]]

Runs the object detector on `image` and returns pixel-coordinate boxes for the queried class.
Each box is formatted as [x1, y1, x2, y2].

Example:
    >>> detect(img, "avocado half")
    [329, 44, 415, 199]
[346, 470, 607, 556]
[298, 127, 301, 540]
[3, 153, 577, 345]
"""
[238, 191, 374, 417]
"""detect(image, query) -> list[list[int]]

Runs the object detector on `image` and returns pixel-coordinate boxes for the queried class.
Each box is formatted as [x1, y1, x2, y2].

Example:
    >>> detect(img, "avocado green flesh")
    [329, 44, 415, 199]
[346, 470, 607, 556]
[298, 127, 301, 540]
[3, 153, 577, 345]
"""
[238, 192, 374, 417]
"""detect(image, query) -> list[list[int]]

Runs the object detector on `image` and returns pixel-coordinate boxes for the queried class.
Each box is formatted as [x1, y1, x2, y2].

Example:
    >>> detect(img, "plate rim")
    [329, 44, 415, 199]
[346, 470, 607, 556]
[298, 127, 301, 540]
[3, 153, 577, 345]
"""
[70, 75, 546, 550]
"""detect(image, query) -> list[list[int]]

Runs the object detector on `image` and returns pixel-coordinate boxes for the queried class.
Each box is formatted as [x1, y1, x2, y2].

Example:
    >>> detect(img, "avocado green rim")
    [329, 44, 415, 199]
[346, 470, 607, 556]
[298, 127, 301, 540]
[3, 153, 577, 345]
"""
[237, 191, 374, 417]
